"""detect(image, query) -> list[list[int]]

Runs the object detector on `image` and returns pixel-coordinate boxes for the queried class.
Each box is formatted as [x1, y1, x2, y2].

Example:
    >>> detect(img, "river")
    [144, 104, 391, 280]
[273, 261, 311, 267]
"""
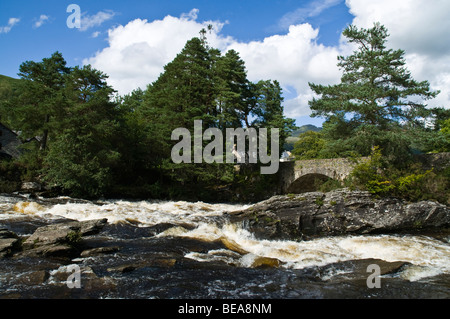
[0, 194, 449, 299]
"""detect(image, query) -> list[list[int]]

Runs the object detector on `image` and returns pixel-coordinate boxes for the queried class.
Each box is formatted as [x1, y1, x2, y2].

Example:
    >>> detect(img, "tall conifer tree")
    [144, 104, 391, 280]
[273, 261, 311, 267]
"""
[14, 52, 71, 151]
[309, 23, 439, 161]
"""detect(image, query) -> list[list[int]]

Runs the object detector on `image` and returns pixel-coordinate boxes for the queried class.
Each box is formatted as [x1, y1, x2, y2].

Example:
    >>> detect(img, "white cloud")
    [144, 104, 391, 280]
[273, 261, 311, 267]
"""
[84, 2, 450, 124]
[346, 0, 450, 109]
[33, 14, 49, 28]
[0, 17, 20, 34]
[80, 10, 116, 32]
[181, 8, 199, 21]
[346, 0, 450, 56]
[279, 0, 343, 30]
[91, 31, 101, 38]
[84, 10, 342, 118]
[227, 24, 343, 118]
[83, 10, 234, 95]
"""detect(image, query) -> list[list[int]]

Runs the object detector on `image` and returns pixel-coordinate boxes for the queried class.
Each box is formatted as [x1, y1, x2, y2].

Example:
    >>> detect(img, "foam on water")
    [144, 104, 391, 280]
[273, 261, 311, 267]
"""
[1, 197, 449, 281]
[0, 199, 247, 225]
[173, 222, 450, 280]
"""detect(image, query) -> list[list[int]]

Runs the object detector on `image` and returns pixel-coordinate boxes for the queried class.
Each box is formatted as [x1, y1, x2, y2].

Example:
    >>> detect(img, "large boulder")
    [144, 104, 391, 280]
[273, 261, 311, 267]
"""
[22, 223, 81, 250]
[227, 189, 450, 240]
[20, 219, 108, 259]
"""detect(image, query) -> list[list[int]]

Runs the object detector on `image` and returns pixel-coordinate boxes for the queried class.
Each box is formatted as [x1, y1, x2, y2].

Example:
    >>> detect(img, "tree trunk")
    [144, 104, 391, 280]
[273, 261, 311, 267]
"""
[40, 114, 50, 151]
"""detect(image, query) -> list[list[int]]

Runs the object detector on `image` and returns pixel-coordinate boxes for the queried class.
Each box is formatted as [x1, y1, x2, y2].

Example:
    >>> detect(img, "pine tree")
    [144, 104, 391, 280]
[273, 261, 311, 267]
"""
[213, 49, 249, 130]
[141, 37, 214, 141]
[252, 80, 296, 154]
[43, 65, 121, 197]
[15, 52, 71, 151]
[139, 37, 218, 187]
[309, 23, 439, 162]
[139, 36, 296, 195]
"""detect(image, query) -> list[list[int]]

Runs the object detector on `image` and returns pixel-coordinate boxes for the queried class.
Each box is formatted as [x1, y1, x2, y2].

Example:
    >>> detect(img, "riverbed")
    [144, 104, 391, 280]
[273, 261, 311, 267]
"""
[0, 194, 449, 299]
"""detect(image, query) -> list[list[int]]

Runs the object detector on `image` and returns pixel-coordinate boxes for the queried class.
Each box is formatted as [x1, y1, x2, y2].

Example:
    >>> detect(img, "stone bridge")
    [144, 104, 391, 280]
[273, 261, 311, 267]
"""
[278, 157, 366, 194]
[277, 153, 450, 194]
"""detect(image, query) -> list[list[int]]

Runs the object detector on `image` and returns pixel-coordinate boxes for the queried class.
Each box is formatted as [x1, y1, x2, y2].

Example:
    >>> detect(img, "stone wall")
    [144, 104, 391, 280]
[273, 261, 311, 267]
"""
[277, 161, 295, 194]
[293, 157, 366, 181]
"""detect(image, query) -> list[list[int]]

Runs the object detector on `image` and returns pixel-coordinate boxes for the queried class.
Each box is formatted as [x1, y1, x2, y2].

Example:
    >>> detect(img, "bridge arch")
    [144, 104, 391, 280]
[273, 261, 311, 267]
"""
[278, 157, 366, 194]
[286, 173, 333, 194]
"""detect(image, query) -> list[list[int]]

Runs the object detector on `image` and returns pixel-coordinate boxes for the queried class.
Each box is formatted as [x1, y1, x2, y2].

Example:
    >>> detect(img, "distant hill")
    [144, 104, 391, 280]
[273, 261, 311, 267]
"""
[291, 124, 322, 137]
[0, 74, 22, 126]
[0, 74, 22, 99]
[284, 124, 322, 151]
[0, 74, 21, 86]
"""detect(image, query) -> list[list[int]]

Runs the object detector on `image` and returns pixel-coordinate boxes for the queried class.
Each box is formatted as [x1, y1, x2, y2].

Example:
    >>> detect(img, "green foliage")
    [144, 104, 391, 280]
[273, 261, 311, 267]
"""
[2, 32, 445, 204]
[309, 23, 441, 161]
[15, 142, 43, 182]
[434, 117, 450, 152]
[285, 125, 322, 151]
[290, 125, 322, 137]
[315, 197, 324, 207]
[0, 75, 22, 126]
[43, 129, 119, 198]
[12, 51, 71, 150]
[1, 38, 296, 201]
[292, 131, 326, 159]
[440, 118, 450, 137]
[66, 230, 82, 246]
[350, 147, 449, 204]
[317, 179, 343, 193]
[251, 79, 297, 152]
[350, 146, 392, 195]
[0, 160, 24, 193]
[42, 65, 121, 198]
[138, 36, 295, 197]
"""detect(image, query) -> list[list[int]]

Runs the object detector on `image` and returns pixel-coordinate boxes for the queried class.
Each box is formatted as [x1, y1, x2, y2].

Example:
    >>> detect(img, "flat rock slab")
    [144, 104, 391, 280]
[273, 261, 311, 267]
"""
[227, 189, 450, 240]
[23, 218, 108, 249]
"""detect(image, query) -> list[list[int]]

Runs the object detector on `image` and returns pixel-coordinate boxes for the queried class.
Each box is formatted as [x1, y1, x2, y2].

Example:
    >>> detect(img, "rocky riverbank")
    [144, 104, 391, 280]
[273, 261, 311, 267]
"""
[0, 192, 449, 299]
[2, 189, 449, 261]
[227, 189, 450, 240]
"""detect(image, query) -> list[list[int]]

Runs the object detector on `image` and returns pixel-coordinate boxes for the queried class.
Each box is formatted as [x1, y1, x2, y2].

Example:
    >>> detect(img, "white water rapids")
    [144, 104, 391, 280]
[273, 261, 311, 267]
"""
[1, 197, 449, 282]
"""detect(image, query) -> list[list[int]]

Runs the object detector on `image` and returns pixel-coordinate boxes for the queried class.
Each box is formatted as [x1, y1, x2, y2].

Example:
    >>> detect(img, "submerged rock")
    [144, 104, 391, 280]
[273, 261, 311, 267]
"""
[80, 246, 120, 257]
[23, 219, 107, 247]
[15, 270, 50, 286]
[20, 244, 78, 259]
[227, 189, 450, 240]
[0, 228, 21, 258]
[250, 256, 282, 269]
[220, 237, 249, 255]
[319, 258, 410, 282]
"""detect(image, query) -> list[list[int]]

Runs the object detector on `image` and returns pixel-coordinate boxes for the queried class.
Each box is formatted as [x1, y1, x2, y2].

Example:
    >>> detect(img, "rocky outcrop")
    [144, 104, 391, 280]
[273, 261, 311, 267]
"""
[227, 189, 450, 240]
[3, 218, 109, 259]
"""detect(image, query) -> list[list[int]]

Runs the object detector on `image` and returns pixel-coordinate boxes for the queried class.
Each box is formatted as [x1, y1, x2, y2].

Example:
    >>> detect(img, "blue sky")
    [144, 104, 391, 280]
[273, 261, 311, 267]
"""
[0, 1, 351, 75]
[1, 0, 450, 127]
